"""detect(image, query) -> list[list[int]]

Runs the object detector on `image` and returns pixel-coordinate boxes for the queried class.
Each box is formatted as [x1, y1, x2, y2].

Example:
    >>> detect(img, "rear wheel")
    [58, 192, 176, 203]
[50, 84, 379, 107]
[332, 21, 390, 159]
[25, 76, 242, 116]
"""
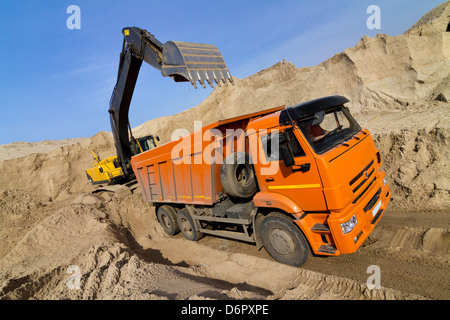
[157, 205, 179, 236]
[177, 209, 203, 241]
[260, 213, 310, 266]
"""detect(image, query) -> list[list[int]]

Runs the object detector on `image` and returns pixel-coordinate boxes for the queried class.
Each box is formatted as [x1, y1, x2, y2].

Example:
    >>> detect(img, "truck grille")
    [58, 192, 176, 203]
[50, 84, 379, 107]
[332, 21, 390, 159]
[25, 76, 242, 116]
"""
[350, 160, 376, 204]
[364, 188, 382, 212]
[349, 160, 374, 190]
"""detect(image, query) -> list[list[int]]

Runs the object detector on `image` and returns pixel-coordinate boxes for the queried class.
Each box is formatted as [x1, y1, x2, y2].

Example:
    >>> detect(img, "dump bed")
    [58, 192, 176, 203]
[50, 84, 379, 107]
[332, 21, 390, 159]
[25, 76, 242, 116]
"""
[130, 106, 284, 206]
[131, 136, 221, 205]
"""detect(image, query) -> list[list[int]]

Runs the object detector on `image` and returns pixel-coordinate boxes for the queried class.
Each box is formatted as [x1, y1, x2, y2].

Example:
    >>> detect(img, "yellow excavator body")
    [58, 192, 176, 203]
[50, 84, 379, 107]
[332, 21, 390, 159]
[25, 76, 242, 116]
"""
[86, 134, 159, 185]
[86, 151, 125, 185]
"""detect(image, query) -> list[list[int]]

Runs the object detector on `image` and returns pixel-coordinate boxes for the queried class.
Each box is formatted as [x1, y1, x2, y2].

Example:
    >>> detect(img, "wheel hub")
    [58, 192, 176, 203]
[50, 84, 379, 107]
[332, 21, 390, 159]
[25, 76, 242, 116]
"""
[180, 218, 193, 236]
[161, 214, 171, 229]
[270, 228, 296, 255]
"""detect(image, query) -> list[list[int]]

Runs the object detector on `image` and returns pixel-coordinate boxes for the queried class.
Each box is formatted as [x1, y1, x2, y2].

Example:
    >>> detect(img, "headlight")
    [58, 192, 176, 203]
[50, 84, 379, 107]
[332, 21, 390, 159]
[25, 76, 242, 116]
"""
[383, 177, 388, 186]
[341, 215, 358, 234]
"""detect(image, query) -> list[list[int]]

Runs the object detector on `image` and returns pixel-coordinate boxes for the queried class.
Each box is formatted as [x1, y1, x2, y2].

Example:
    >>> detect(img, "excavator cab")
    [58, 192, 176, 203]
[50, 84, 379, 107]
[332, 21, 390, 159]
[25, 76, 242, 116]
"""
[131, 134, 160, 155]
[138, 135, 159, 151]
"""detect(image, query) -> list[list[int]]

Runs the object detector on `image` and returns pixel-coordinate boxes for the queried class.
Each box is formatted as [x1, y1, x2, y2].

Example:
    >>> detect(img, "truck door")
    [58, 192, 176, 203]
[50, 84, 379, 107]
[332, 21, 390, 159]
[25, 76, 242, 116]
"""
[258, 127, 327, 211]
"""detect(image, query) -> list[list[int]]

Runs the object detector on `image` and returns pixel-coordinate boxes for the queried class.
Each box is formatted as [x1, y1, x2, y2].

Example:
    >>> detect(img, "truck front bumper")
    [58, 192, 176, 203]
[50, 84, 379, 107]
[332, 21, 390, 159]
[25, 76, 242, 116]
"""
[327, 172, 391, 254]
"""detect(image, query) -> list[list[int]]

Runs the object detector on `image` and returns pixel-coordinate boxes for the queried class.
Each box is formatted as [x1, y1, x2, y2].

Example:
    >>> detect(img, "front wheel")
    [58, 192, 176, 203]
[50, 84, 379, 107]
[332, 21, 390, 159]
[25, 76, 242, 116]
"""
[260, 213, 310, 266]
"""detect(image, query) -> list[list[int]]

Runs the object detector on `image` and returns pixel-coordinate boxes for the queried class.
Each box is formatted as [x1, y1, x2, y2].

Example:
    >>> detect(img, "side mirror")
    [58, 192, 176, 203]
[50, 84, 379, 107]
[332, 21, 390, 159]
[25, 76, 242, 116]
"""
[312, 111, 325, 126]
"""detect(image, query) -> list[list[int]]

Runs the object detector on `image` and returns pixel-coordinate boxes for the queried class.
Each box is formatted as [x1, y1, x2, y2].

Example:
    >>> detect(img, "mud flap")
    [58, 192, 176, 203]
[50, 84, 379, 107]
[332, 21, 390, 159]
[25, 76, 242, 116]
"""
[253, 212, 265, 250]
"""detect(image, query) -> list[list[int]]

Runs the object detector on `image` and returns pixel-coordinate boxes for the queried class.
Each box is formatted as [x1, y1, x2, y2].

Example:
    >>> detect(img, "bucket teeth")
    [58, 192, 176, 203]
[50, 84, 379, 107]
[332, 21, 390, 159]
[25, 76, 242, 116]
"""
[161, 41, 232, 89]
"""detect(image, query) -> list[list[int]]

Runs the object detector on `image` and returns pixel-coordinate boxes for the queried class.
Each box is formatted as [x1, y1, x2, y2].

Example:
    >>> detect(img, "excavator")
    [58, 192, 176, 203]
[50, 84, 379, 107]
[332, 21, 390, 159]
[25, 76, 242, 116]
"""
[86, 26, 232, 185]
[86, 134, 159, 185]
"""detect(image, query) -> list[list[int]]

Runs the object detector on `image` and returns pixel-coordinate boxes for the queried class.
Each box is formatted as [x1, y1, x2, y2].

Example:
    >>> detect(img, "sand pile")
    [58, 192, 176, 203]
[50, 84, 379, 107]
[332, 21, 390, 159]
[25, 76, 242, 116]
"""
[0, 132, 115, 202]
[0, 138, 89, 162]
[0, 2, 449, 300]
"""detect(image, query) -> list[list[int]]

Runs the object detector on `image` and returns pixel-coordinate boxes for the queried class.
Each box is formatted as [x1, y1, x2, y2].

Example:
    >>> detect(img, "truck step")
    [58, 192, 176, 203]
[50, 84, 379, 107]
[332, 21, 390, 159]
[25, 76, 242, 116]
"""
[318, 244, 337, 254]
[311, 223, 330, 232]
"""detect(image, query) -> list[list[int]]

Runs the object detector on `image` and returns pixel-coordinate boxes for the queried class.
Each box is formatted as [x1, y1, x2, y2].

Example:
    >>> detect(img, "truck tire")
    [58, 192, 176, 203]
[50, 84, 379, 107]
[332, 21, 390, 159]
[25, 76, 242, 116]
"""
[220, 152, 257, 198]
[260, 213, 310, 266]
[177, 208, 203, 241]
[157, 205, 180, 236]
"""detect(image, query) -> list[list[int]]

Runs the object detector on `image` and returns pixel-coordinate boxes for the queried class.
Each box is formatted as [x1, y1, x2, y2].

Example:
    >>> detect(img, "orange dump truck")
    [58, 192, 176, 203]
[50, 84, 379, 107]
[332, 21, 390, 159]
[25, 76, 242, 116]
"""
[131, 95, 390, 266]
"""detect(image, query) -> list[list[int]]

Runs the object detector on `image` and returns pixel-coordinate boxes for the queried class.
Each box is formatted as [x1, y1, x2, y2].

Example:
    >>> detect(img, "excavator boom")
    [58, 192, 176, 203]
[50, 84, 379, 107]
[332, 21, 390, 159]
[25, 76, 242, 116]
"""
[108, 27, 232, 178]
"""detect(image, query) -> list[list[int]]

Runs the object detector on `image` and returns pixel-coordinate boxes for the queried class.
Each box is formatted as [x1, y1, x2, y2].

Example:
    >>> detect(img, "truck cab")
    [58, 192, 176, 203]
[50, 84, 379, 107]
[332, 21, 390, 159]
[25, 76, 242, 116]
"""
[248, 96, 390, 258]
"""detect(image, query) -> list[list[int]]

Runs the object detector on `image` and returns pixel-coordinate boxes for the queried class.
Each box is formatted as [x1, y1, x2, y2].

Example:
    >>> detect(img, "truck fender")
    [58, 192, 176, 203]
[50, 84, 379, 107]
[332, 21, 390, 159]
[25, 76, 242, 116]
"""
[253, 191, 303, 215]
[252, 191, 305, 250]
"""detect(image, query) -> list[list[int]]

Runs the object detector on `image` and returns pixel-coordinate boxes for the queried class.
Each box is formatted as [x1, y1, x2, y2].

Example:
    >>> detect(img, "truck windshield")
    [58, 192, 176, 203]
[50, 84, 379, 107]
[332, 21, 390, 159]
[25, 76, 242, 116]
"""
[298, 106, 361, 155]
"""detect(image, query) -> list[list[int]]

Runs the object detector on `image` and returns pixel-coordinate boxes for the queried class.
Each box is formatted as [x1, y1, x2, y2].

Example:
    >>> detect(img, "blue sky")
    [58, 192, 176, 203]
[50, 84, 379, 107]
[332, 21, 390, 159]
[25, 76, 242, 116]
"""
[0, 0, 445, 145]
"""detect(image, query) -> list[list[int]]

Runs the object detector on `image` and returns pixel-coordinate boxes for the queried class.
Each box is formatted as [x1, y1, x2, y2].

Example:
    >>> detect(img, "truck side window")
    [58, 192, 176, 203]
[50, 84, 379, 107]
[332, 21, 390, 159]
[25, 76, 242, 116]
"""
[261, 133, 280, 161]
[261, 128, 305, 161]
[284, 128, 306, 157]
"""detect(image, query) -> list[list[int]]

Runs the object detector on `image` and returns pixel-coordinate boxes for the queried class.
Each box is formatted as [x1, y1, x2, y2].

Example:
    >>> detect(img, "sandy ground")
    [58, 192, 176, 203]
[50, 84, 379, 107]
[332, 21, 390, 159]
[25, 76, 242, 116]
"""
[0, 2, 449, 300]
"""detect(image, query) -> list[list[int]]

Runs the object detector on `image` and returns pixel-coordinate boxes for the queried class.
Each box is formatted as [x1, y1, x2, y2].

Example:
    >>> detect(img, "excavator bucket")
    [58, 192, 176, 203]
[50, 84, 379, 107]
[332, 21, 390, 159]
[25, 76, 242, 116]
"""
[161, 41, 233, 89]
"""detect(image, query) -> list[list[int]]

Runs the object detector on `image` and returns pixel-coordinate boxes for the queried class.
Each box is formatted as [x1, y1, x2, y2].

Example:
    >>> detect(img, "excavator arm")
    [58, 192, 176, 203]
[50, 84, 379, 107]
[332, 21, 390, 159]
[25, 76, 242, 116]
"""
[108, 27, 233, 177]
